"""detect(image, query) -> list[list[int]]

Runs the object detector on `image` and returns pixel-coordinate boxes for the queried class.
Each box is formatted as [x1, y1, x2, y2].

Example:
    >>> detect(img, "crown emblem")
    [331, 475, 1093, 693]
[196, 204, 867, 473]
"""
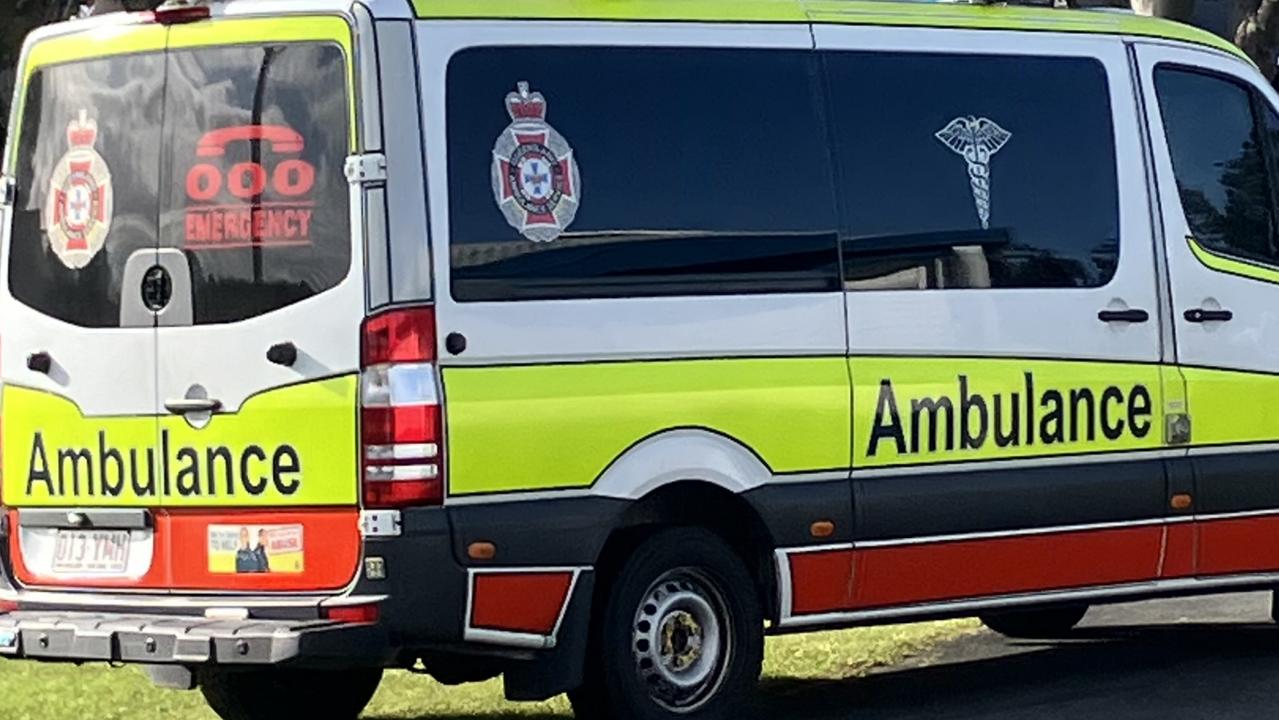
[505, 82, 548, 121]
[66, 109, 98, 149]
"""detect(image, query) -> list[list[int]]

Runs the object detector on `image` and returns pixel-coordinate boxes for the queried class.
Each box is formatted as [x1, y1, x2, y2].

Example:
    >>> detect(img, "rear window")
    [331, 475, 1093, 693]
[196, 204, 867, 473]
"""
[160, 42, 350, 324]
[445, 46, 840, 302]
[9, 53, 165, 328]
[8, 42, 350, 328]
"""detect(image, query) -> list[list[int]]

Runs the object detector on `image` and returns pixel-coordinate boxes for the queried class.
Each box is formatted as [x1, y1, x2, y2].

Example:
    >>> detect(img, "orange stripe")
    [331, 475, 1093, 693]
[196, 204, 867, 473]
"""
[852, 527, 1163, 608]
[10, 508, 360, 592]
[1198, 515, 1279, 576]
[788, 549, 854, 615]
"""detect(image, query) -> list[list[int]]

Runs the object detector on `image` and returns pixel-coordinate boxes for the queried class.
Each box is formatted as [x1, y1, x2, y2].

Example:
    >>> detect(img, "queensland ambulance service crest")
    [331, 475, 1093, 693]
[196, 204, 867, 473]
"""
[45, 109, 113, 269]
[491, 82, 581, 243]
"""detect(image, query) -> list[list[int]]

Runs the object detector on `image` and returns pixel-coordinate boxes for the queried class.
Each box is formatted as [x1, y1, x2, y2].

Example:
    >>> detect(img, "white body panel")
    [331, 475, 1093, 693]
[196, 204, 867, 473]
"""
[0, 196, 157, 417]
[815, 25, 1163, 363]
[155, 245, 364, 414]
[1135, 43, 1279, 374]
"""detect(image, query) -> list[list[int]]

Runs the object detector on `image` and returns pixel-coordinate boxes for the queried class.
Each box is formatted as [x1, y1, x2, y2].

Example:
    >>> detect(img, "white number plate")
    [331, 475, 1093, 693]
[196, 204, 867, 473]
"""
[51, 530, 131, 575]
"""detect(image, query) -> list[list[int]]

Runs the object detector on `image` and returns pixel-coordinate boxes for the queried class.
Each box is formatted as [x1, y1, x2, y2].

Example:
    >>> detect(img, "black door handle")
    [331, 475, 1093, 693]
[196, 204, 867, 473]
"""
[1184, 308, 1233, 323]
[266, 341, 298, 367]
[26, 351, 52, 374]
[1098, 308, 1149, 323]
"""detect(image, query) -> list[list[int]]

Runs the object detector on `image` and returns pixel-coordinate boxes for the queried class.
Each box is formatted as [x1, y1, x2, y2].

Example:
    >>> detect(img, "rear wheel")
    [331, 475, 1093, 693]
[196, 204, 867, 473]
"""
[570, 527, 763, 720]
[979, 605, 1089, 639]
[198, 667, 383, 720]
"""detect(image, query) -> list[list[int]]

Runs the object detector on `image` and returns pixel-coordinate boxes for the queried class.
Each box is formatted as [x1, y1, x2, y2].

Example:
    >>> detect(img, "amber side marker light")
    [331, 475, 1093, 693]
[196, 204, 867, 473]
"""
[810, 521, 836, 539]
[468, 542, 497, 561]
[1171, 493, 1193, 510]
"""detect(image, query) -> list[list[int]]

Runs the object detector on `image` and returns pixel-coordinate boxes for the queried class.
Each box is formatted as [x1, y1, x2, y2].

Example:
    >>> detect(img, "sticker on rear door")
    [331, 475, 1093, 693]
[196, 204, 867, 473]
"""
[45, 109, 114, 269]
[207, 524, 304, 574]
[183, 124, 317, 249]
[934, 116, 1011, 230]
[491, 82, 581, 243]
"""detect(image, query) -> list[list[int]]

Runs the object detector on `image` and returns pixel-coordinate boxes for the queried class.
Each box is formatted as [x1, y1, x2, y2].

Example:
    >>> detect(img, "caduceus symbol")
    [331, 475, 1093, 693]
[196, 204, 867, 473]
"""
[935, 116, 1012, 230]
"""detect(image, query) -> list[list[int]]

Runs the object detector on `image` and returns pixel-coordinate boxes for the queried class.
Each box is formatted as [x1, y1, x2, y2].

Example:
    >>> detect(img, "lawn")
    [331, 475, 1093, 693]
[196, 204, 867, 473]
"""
[0, 619, 978, 720]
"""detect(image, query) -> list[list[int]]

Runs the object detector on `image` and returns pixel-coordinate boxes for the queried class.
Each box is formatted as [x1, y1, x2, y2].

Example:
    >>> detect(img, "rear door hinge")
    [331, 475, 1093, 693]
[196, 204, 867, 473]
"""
[0, 175, 16, 208]
[345, 153, 387, 185]
[361, 509, 402, 538]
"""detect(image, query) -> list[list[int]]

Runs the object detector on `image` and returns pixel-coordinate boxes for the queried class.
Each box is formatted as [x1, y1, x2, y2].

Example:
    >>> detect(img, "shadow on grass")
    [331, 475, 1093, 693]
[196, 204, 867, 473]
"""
[366, 623, 1279, 720]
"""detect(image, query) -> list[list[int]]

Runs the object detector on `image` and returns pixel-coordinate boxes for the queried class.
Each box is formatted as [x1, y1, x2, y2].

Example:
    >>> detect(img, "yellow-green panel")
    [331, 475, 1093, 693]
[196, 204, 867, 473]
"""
[443, 358, 851, 495]
[1182, 366, 1279, 446]
[22, 23, 168, 82]
[2, 376, 358, 508]
[851, 357, 1164, 467]
[412, 0, 1244, 60]
[1188, 236, 1279, 285]
[807, 1, 1245, 59]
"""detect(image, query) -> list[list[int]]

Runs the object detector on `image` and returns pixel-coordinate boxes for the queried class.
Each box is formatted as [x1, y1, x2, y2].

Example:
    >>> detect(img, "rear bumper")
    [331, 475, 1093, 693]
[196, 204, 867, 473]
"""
[0, 611, 390, 667]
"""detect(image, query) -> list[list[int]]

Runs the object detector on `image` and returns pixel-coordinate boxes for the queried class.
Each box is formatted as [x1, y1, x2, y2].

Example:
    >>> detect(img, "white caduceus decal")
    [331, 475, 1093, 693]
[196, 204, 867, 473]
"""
[935, 116, 1012, 230]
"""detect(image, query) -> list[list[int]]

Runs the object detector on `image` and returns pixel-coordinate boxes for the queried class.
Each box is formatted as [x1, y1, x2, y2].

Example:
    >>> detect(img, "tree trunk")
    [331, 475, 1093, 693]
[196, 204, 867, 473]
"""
[1236, 0, 1279, 82]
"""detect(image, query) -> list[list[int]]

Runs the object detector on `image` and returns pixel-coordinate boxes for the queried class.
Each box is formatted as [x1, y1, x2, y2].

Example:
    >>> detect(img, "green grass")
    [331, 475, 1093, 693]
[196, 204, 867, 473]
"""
[0, 620, 978, 720]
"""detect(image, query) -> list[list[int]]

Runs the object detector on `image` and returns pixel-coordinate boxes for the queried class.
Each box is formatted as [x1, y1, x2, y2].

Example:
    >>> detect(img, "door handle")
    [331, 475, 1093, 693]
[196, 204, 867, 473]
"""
[26, 351, 53, 374]
[1097, 308, 1149, 323]
[164, 398, 223, 414]
[1184, 308, 1233, 323]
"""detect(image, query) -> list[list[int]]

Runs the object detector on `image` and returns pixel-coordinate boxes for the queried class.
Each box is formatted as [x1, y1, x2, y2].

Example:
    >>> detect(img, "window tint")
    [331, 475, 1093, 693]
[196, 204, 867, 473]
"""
[1156, 68, 1278, 266]
[825, 53, 1119, 290]
[446, 47, 839, 302]
[159, 43, 350, 324]
[9, 54, 165, 327]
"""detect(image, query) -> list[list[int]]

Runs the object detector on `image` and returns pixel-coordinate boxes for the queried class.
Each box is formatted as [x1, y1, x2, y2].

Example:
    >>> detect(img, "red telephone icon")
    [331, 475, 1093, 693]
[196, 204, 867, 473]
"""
[186, 124, 314, 201]
[196, 125, 305, 157]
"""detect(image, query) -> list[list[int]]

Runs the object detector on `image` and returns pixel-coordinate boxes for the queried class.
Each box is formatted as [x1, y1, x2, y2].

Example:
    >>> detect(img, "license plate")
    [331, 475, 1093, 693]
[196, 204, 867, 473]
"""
[51, 530, 130, 575]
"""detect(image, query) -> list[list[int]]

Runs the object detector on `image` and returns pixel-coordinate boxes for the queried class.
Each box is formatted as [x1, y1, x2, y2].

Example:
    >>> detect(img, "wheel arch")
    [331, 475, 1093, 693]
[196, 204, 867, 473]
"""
[593, 479, 780, 623]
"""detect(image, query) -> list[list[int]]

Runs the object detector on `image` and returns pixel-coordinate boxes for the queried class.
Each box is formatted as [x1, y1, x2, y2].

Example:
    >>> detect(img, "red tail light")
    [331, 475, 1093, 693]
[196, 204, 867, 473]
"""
[324, 603, 380, 624]
[360, 306, 443, 508]
[152, 3, 211, 24]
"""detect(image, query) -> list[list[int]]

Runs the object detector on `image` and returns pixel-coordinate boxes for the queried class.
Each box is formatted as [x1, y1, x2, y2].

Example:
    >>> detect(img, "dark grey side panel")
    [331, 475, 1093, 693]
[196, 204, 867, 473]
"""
[447, 497, 630, 566]
[1193, 450, 1279, 515]
[743, 480, 853, 548]
[853, 457, 1169, 541]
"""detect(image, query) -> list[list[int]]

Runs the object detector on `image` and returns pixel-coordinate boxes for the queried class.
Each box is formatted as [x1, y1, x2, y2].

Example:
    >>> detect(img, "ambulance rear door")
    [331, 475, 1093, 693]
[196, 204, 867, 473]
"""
[151, 16, 365, 592]
[0, 24, 169, 587]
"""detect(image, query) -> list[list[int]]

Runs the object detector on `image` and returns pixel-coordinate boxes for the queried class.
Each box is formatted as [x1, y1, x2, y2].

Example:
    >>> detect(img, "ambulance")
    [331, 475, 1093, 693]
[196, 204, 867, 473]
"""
[0, 0, 1277, 717]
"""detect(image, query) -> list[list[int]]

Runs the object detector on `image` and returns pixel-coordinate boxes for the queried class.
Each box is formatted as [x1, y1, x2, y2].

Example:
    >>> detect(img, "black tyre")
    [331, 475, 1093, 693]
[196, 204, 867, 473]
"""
[979, 605, 1089, 639]
[198, 667, 383, 720]
[570, 527, 763, 720]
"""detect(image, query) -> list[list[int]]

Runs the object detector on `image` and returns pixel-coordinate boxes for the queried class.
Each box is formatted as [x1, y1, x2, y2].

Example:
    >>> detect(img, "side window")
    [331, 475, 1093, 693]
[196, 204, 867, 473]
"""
[824, 52, 1119, 290]
[445, 47, 839, 302]
[159, 43, 350, 325]
[1155, 67, 1278, 267]
[9, 53, 165, 327]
